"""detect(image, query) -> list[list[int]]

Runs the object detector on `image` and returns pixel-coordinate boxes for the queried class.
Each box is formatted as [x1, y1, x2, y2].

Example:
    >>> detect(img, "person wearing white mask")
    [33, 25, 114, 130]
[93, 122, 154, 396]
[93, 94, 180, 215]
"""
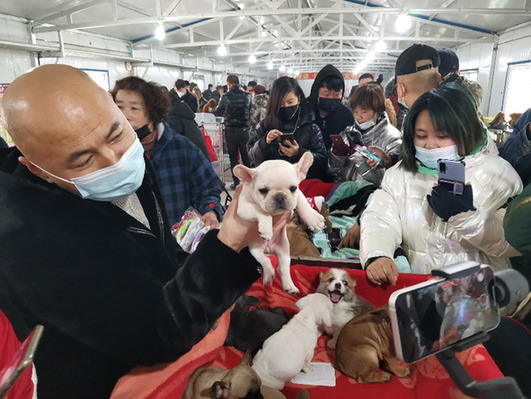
[328, 82, 402, 186]
[0, 65, 289, 399]
[360, 84, 523, 286]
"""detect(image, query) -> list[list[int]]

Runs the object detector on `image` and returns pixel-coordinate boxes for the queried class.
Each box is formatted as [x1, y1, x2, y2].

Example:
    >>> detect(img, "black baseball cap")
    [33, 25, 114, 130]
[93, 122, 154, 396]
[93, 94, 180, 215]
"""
[438, 48, 460, 77]
[396, 44, 440, 76]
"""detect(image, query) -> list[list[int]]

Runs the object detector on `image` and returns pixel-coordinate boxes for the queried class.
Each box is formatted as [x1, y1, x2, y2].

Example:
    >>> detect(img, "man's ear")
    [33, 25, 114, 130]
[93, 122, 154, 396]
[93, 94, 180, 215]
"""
[397, 82, 406, 101]
[18, 156, 51, 182]
[437, 73, 442, 85]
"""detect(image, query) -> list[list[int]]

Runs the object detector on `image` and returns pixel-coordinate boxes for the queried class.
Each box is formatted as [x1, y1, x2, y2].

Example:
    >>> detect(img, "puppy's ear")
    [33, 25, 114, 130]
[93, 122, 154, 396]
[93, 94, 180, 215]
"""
[233, 164, 257, 185]
[295, 151, 314, 182]
[212, 381, 230, 398]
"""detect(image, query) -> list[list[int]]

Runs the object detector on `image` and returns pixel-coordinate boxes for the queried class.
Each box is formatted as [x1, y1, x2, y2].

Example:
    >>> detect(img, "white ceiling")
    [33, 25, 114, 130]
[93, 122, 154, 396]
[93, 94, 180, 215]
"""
[1, 0, 531, 73]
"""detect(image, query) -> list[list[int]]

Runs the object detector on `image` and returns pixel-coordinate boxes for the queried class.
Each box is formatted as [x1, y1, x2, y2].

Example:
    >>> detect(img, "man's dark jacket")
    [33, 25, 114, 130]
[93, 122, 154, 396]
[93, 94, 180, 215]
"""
[214, 86, 252, 128]
[167, 89, 210, 159]
[0, 147, 260, 398]
[308, 64, 354, 149]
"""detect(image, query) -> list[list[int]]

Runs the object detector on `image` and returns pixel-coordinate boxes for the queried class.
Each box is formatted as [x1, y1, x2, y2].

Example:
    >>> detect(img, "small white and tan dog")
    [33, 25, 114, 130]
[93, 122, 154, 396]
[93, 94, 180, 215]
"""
[234, 152, 325, 294]
[251, 293, 333, 390]
[317, 268, 374, 349]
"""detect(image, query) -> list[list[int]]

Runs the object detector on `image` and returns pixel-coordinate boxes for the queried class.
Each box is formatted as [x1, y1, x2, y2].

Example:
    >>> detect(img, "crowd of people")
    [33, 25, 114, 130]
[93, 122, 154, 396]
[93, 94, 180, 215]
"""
[0, 42, 530, 398]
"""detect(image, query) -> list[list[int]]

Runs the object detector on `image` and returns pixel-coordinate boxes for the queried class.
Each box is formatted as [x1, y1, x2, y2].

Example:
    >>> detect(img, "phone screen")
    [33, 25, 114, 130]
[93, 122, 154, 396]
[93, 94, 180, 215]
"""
[389, 266, 499, 363]
[0, 325, 44, 397]
[280, 133, 295, 143]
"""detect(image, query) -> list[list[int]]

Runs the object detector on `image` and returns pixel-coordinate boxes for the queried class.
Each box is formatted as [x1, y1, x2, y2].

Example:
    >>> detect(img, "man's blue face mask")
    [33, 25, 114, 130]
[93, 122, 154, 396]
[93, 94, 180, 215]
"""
[30, 138, 146, 201]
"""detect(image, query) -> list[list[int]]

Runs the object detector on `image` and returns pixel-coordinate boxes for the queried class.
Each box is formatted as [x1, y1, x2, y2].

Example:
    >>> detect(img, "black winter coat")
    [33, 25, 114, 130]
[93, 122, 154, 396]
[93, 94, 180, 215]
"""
[0, 148, 260, 399]
[167, 90, 210, 159]
[247, 109, 327, 179]
[214, 86, 252, 127]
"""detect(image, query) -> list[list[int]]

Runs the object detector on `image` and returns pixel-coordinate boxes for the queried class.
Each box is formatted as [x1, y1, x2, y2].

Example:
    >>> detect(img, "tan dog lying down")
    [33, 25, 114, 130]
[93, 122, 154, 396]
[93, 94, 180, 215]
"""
[182, 352, 310, 399]
[335, 305, 410, 384]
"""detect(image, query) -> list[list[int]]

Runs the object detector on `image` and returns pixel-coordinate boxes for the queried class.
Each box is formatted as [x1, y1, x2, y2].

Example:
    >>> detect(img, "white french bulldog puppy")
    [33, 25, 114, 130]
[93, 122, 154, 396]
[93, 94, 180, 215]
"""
[251, 293, 333, 390]
[233, 152, 325, 294]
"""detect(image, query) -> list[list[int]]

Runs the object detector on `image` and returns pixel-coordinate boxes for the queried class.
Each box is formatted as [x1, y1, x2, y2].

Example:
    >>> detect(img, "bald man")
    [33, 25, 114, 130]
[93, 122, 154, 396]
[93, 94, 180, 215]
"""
[395, 43, 441, 108]
[0, 65, 281, 399]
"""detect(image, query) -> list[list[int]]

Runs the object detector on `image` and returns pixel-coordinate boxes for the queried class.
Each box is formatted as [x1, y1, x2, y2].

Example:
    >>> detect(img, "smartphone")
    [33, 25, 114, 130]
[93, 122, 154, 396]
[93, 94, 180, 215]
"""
[0, 325, 44, 397]
[389, 265, 499, 364]
[354, 145, 381, 165]
[437, 159, 465, 195]
[280, 132, 295, 144]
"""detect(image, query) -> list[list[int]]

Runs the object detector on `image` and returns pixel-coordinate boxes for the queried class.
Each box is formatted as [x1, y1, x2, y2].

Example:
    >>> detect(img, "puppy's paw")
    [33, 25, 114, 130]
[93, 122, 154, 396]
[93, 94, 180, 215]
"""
[392, 365, 411, 378]
[259, 227, 273, 241]
[327, 338, 337, 350]
[305, 212, 325, 232]
[283, 282, 300, 295]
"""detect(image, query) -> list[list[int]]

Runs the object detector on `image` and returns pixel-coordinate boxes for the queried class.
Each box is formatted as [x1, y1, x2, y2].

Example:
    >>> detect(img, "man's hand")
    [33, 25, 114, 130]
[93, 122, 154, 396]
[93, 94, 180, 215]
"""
[202, 210, 220, 229]
[217, 186, 291, 253]
[367, 146, 392, 169]
[338, 222, 360, 249]
[279, 140, 300, 157]
[366, 256, 399, 286]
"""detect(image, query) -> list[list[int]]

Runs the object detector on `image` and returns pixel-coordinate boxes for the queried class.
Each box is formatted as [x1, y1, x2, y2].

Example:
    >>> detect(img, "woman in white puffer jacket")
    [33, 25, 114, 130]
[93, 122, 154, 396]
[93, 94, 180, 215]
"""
[360, 85, 523, 286]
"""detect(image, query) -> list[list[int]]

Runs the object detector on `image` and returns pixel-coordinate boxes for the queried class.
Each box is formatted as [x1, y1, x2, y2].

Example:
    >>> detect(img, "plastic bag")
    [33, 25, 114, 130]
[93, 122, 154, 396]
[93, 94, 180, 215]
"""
[171, 207, 210, 253]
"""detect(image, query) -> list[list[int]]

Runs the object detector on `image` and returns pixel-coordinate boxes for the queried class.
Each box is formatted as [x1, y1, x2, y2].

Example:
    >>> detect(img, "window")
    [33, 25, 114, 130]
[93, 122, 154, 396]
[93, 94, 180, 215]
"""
[460, 69, 478, 82]
[502, 60, 531, 115]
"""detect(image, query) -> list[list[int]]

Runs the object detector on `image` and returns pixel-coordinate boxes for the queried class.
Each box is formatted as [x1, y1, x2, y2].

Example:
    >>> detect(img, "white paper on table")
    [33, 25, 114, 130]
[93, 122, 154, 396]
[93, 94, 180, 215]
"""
[290, 362, 336, 387]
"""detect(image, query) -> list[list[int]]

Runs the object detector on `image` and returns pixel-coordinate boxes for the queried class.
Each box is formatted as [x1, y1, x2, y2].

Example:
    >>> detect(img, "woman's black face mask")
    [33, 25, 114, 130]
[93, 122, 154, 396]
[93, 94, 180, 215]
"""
[318, 97, 341, 113]
[280, 104, 299, 121]
[134, 124, 152, 140]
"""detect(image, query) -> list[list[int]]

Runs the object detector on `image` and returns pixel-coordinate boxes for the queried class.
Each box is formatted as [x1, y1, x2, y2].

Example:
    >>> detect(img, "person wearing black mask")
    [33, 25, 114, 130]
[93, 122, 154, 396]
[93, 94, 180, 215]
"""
[247, 76, 326, 179]
[308, 65, 355, 152]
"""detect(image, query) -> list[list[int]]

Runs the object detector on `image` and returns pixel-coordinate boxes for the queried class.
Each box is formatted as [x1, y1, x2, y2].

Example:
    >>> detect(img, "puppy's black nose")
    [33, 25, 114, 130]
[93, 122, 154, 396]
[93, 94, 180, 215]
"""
[274, 194, 286, 208]
[335, 282, 341, 289]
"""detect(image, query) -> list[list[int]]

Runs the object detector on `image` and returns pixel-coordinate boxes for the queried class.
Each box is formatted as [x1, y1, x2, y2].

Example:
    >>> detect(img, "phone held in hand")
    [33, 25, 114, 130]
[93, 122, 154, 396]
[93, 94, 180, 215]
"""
[354, 145, 381, 165]
[437, 159, 465, 195]
[280, 132, 295, 144]
[0, 325, 44, 397]
[389, 265, 499, 363]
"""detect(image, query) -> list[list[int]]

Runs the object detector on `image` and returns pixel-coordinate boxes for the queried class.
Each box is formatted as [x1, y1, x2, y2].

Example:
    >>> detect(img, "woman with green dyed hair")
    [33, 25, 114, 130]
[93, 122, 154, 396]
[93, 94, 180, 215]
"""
[359, 84, 523, 286]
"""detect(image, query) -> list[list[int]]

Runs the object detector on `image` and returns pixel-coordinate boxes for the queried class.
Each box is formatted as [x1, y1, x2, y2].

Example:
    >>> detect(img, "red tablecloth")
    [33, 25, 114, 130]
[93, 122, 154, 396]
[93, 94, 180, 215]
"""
[112, 264, 503, 399]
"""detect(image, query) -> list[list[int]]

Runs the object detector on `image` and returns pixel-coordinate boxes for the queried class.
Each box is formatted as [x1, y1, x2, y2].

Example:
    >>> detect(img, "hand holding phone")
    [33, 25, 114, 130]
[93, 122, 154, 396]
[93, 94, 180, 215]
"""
[280, 132, 295, 144]
[330, 134, 354, 156]
[354, 145, 381, 165]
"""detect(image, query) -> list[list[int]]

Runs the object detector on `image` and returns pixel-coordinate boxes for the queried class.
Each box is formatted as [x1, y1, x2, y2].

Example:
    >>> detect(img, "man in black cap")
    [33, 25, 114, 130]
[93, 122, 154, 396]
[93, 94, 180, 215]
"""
[438, 48, 460, 81]
[395, 43, 441, 108]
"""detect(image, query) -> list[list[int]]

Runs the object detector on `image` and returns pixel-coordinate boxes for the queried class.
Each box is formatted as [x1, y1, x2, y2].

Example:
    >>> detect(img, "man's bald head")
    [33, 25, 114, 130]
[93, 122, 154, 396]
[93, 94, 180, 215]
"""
[396, 64, 440, 108]
[2, 65, 115, 161]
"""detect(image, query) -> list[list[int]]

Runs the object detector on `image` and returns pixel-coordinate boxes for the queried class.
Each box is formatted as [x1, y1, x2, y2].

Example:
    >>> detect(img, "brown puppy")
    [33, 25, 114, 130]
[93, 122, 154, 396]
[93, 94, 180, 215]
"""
[335, 305, 410, 384]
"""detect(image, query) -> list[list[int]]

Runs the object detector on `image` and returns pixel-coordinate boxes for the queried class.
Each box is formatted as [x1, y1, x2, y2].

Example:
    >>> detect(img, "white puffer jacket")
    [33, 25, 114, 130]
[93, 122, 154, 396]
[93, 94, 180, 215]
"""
[360, 137, 523, 274]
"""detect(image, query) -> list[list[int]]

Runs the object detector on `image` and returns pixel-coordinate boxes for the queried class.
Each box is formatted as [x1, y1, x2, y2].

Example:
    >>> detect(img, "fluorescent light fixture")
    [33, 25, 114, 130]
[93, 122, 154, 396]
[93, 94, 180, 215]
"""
[279, 65, 286, 72]
[375, 40, 386, 52]
[155, 23, 165, 41]
[395, 14, 412, 32]
[366, 52, 376, 61]
[267, 61, 274, 70]
[217, 45, 227, 56]
[248, 54, 257, 64]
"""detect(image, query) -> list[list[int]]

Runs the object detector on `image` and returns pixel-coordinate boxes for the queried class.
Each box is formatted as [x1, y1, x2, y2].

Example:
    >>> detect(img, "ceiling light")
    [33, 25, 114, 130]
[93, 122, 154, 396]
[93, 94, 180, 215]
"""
[287, 67, 294, 74]
[217, 45, 227, 56]
[395, 14, 412, 32]
[248, 54, 257, 64]
[375, 40, 386, 52]
[279, 65, 286, 72]
[366, 52, 376, 62]
[295, 70, 300, 76]
[267, 61, 274, 70]
[155, 23, 166, 41]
